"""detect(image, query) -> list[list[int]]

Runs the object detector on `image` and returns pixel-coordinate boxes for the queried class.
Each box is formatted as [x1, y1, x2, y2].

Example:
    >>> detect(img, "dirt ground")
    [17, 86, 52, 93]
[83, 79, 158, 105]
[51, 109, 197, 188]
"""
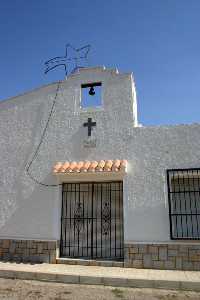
[0, 278, 199, 300]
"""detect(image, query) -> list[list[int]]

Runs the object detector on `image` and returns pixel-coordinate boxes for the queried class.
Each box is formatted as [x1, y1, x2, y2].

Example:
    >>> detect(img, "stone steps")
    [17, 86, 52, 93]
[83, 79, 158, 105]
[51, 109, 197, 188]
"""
[0, 262, 200, 291]
[57, 258, 124, 267]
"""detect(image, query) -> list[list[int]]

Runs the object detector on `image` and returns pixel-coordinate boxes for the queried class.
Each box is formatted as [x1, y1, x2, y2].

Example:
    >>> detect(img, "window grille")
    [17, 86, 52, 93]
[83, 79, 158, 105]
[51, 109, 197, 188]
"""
[167, 168, 200, 239]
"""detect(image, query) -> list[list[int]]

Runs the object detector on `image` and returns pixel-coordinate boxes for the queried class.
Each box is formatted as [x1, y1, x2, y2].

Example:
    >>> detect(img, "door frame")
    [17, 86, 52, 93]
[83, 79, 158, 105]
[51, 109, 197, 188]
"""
[59, 181, 124, 260]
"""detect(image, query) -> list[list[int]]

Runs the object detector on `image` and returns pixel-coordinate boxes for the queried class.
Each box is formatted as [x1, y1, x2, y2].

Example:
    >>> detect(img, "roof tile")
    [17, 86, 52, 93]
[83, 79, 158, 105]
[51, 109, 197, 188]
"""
[53, 160, 127, 174]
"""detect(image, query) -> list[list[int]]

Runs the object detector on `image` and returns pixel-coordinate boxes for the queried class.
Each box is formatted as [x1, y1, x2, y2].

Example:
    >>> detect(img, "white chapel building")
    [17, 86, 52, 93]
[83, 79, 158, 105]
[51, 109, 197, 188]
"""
[0, 66, 200, 271]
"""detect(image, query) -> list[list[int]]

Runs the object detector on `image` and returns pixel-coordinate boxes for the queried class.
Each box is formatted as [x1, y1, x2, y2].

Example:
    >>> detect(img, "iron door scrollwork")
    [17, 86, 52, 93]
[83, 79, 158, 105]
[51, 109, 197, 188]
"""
[74, 202, 84, 234]
[102, 202, 111, 236]
[60, 182, 124, 260]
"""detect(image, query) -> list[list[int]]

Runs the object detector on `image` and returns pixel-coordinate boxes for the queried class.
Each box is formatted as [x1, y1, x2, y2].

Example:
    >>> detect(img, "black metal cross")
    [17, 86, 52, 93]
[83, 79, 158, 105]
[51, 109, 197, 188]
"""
[83, 118, 96, 136]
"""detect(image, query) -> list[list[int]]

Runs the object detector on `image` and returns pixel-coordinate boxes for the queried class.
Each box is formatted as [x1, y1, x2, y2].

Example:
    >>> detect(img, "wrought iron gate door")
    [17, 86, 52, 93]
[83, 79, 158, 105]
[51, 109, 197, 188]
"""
[60, 182, 124, 260]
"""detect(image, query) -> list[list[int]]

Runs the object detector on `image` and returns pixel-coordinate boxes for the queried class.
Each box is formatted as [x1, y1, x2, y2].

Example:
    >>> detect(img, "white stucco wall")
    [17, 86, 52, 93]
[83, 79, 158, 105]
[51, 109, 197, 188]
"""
[124, 124, 200, 242]
[0, 66, 200, 244]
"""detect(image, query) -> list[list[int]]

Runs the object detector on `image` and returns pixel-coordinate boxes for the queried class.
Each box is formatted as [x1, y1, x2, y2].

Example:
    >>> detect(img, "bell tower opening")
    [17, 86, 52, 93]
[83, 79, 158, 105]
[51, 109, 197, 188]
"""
[81, 82, 102, 108]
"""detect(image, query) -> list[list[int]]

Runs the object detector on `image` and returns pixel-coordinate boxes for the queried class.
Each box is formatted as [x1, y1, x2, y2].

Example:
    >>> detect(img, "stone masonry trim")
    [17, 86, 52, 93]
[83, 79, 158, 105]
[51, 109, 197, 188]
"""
[0, 239, 57, 263]
[124, 243, 200, 271]
[1, 239, 200, 271]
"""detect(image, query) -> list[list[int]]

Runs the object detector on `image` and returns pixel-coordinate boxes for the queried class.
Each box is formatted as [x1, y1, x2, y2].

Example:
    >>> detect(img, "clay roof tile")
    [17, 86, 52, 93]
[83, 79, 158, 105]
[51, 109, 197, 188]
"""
[53, 160, 127, 174]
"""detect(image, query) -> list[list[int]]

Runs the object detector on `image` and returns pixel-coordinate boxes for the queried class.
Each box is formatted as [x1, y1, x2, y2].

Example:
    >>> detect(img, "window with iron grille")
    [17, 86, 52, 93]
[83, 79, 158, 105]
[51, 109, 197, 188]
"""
[167, 168, 200, 239]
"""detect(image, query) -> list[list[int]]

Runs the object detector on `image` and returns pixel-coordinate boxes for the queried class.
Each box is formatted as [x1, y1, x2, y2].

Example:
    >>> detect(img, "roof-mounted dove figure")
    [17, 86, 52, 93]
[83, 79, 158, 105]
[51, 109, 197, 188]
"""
[44, 44, 91, 76]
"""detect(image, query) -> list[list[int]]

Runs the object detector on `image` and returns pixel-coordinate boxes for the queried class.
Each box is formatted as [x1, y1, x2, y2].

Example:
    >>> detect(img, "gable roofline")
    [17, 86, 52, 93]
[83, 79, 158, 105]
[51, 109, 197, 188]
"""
[0, 81, 64, 108]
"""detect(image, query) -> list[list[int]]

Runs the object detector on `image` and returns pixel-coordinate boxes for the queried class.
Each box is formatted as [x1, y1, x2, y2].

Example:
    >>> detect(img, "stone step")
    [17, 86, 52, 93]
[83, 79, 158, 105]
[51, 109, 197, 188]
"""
[0, 262, 200, 291]
[57, 258, 124, 267]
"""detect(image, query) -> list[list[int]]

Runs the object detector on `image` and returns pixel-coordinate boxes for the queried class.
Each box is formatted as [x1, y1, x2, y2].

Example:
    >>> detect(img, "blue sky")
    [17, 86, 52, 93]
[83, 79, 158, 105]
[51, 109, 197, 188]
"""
[0, 0, 200, 125]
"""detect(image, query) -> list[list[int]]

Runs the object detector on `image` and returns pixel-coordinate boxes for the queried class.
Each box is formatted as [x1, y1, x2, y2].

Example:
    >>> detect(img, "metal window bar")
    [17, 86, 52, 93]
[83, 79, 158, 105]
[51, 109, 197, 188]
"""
[60, 181, 124, 260]
[167, 168, 200, 240]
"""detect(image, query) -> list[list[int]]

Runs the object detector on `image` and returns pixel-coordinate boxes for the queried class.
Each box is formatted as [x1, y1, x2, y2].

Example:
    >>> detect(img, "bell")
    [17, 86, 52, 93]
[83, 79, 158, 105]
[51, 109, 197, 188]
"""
[89, 86, 95, 96]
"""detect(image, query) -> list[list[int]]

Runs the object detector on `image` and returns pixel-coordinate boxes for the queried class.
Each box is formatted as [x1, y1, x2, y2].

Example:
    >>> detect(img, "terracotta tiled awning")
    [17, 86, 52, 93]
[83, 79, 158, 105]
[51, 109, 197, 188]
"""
[53, 160, 127, 174]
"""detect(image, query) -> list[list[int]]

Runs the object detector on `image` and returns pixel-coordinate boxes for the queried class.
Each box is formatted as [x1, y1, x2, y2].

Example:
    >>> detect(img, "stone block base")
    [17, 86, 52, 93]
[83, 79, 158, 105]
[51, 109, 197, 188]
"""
[1, 240, 200, 270]
[0, 239, 57, 263]
[124, 243, 200, 271]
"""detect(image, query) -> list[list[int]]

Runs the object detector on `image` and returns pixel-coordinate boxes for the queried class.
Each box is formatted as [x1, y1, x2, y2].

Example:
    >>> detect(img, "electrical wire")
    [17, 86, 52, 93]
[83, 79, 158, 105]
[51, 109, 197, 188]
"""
[25, 81, 63, 187]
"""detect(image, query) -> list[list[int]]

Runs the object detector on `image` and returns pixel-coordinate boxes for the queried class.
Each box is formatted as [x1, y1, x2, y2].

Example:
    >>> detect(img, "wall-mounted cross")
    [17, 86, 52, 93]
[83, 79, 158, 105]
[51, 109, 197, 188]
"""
[83, 118, 96, 136]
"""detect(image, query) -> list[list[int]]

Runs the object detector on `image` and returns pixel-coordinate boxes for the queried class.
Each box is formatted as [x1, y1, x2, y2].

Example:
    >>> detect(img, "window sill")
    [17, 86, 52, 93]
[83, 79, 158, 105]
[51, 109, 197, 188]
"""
[79, 106, 104, 113]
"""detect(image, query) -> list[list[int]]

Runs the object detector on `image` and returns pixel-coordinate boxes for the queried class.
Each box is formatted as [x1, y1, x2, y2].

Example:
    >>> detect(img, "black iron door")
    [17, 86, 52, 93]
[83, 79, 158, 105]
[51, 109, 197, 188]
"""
[60, 182, 124, 260]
